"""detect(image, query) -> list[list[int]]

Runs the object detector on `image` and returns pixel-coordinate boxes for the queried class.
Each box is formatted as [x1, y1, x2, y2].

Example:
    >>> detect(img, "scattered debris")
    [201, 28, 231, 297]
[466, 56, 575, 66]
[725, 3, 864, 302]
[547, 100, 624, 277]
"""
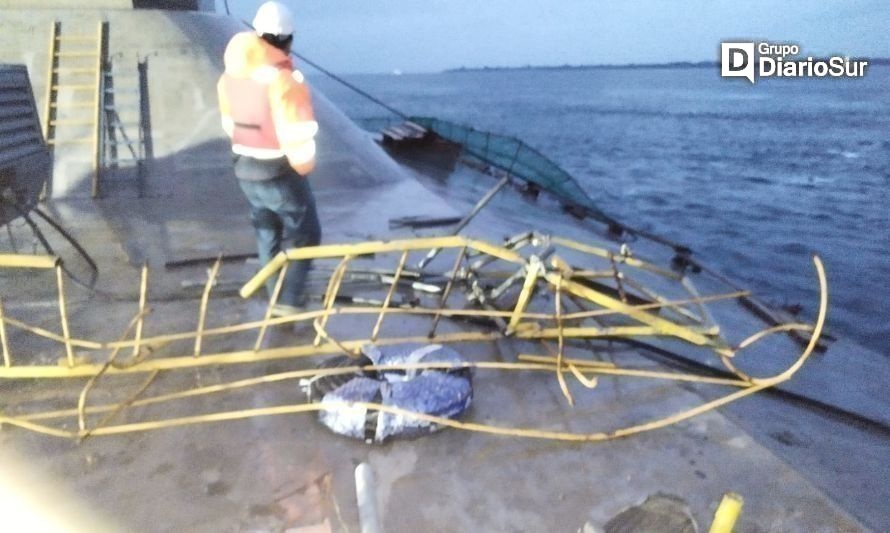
[603, 493, 697, 533]
[307, 344, 472, 442]
[0, 234, 826, 443]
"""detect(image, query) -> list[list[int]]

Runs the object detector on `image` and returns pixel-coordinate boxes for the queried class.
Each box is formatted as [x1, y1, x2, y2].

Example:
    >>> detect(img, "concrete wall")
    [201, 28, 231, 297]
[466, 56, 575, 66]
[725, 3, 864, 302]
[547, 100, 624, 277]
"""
[0, 7, 410, 198]
[0, 9, 237, 196]
[0, 1, 133, 7]
[0, 1, 213, 9]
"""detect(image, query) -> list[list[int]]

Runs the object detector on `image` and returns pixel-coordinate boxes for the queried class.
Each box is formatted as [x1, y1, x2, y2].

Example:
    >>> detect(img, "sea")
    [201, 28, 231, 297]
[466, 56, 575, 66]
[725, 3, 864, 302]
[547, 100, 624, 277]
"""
[312, 66, 890, 357]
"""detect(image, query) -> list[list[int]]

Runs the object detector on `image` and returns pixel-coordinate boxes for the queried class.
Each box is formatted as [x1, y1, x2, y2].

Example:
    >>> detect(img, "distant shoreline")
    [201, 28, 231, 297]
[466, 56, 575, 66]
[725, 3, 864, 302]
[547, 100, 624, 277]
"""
[444, 58, 890, 73]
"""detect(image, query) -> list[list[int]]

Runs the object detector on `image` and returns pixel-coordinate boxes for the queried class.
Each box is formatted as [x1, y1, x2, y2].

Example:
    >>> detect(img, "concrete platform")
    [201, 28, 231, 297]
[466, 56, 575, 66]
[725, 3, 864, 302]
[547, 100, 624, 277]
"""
[0, 5, 885, 532]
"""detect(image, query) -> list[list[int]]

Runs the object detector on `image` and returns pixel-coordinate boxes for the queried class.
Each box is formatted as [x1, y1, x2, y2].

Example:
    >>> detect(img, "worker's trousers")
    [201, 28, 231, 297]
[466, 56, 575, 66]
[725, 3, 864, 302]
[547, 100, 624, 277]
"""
[237, 164, 321, 307]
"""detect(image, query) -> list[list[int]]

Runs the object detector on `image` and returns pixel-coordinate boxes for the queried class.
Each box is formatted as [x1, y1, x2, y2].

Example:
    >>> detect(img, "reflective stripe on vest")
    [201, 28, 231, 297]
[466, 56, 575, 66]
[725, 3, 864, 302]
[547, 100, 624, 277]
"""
[222, 73, 280, 151]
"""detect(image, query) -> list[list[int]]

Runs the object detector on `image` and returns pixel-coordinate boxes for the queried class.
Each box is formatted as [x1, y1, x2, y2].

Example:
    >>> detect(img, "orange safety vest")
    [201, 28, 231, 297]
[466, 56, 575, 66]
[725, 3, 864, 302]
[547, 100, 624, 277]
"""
[217, 32, 317, 175]
[222, 74, 279, 150]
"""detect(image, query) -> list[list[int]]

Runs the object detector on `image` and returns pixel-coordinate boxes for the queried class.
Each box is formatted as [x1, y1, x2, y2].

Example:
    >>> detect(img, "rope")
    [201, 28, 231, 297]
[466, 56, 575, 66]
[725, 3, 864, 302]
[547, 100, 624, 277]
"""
[235, 18, 408, 120]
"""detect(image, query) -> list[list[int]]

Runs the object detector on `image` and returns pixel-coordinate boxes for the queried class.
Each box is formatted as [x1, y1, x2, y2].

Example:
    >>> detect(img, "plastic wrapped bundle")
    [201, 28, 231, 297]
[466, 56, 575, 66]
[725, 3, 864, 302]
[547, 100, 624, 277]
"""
[306, 344, 473, 442]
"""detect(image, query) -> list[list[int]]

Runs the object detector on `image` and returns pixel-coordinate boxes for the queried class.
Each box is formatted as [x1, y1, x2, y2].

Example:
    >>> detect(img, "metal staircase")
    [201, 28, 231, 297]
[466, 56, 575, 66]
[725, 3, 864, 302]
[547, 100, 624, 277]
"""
[101, 60, 146, 197]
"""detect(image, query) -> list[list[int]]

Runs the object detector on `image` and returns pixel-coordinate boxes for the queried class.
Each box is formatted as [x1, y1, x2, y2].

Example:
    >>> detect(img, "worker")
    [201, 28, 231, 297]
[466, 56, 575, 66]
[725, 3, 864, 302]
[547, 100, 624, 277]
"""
[217, 1, 321, 316]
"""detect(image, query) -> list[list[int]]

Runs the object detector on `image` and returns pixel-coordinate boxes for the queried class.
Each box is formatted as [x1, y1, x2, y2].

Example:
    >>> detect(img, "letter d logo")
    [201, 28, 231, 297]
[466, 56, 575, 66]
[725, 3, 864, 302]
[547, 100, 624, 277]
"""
[721, 42, 755, 83]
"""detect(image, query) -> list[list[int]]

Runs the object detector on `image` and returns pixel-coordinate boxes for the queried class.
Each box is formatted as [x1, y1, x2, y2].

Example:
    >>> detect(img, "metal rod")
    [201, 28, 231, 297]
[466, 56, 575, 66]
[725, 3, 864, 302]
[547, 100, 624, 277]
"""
[554, 275, 574, 405]
[551, 237, 680, 280]
[254, 265, 287, 352]
[133, 264, 148, 357]
[417, 175, 511, 269]
[291, 51, 407, 120]
[608, 252, 628, 303]
[91, 21, 106, 198]
[313, 256, 352, 346]
[0, 254, 58, 269]
[506, 260, 541, 334]
[77, 310, 149, 432]
[55, 265, 75, 367]
[82, 369, 159, 440]
[371, 250, 409, 341]
[428, 246, 467, 338]
[194, 257, 221, 357]
[0, 298, 11, 367]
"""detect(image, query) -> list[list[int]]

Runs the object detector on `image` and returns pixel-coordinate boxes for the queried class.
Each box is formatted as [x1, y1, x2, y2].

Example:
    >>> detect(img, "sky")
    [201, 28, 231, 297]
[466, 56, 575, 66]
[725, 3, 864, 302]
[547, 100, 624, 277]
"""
[224, 0, 890, 73]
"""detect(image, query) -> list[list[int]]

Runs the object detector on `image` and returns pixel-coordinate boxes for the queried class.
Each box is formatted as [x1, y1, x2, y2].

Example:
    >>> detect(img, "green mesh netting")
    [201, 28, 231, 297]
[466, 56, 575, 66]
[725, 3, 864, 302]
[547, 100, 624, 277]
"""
[359, 116, 611, 223]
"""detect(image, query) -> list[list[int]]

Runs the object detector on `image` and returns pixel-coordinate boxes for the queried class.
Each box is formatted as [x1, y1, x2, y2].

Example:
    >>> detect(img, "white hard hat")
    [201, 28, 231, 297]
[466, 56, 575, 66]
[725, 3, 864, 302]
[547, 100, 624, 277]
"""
[253, 1, 295, 37]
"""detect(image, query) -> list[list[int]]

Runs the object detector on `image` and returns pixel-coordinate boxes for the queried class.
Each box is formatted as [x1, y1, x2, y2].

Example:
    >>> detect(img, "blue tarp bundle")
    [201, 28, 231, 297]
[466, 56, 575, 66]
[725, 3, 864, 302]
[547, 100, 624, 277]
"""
[314, 344, 473, 442]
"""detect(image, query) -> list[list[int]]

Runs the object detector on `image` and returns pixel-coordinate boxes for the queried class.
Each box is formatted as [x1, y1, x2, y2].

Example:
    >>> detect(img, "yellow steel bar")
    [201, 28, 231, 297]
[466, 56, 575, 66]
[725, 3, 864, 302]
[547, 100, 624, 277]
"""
[551, 237, 680, 280]
[239, 251, 290, 298]
[567, 363, 599, 389]
[2, 316, 103, 350]
[7, 372, 761, 441]
[0, 331, 504, 378]
[82, 369, 160, 440]
[0, 325, 672, 380]
[104, 287, 734, 353]
[428, 246, 468, 338]
[20, 361, 561, 421]
[709, 493, 744, 533]
[314, 255, 352, 346]
[283, 236, 466, 262]
[62, 378, 776, 440]
[622, 274, 702, 323]
[8, 256, 827, 442]
[737, 322, 813, 350]
[463, 238, 526, 265]
[193, 257, 221, 357]
[543, 272, 726, 354]
[132, 264, 148, 357]
[554, 274, 574, 405]
[0, 254, 58, 269]
[571, 270, 615, 278]
[0, 415, 75, 438]
[16, 361, 572, 425]
[519, 326, 667, 341]
[0, 298, 11, 367]
[55, 265, 76, 367]
[516, 354, 616, 369]
[90, 21, 105, 198]
[254, 265, 287, 352]
[561, 290, 748, 321]
[371, 250, 409, 341]
[77, 310, 148, 431]
[102, 305, 552, 350]
[506, 259, 540, 334]
[241, 236, 527, 298]
[0, 318, 686, 380]
[519, 355, 750, 387]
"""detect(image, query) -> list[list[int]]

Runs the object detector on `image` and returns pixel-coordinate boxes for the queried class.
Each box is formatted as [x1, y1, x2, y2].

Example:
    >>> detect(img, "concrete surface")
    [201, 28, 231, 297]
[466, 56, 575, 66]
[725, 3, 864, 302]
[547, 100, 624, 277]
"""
[0, 5, 885, 533]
